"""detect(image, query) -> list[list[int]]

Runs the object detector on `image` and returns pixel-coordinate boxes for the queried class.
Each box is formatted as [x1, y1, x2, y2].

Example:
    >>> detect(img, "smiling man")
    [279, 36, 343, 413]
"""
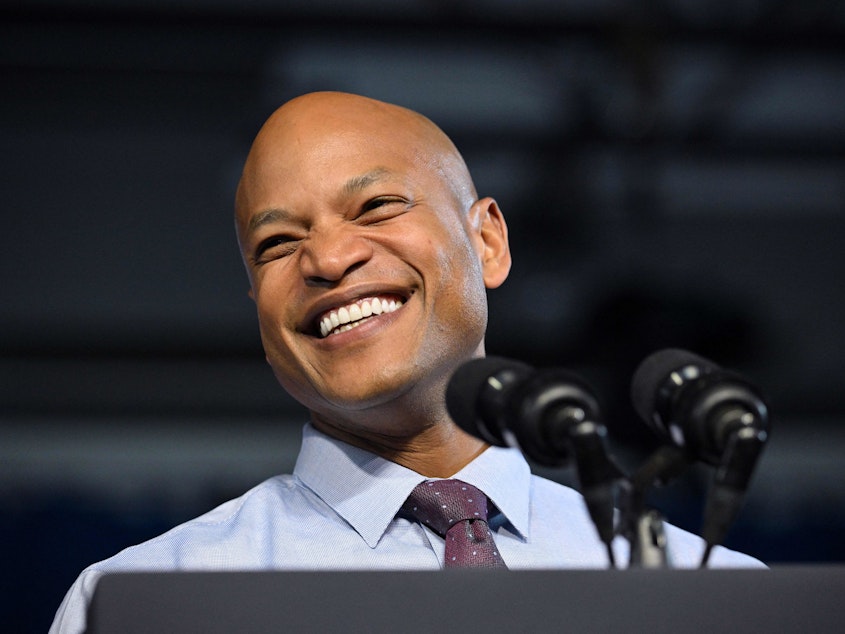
[233, 92, 510, 477]
[50, 92, 762, 634]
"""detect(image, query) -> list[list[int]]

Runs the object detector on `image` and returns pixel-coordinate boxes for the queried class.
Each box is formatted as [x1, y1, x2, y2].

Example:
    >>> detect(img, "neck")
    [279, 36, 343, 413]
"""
[310, 415, 489, 478]
[381, 424, 490, 477]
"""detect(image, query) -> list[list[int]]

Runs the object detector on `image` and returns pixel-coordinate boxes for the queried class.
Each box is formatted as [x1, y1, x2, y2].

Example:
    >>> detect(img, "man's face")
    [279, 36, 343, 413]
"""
[236, 95, 508, 435]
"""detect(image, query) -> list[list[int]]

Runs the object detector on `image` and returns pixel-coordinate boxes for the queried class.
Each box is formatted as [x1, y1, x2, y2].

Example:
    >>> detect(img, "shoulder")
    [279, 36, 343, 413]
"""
[99, 474, 313, 570]
[525, 473, 764, 569]
[50, 474, 313, 633]
[662, 523, 766, 568]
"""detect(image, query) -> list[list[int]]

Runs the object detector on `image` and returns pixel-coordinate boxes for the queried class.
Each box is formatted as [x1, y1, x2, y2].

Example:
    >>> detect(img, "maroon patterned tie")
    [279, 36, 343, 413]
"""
[402, 479, 507, 569]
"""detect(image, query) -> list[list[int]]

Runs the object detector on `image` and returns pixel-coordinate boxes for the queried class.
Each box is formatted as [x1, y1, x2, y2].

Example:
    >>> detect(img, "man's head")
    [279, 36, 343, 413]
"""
[235, 91, 511, 441]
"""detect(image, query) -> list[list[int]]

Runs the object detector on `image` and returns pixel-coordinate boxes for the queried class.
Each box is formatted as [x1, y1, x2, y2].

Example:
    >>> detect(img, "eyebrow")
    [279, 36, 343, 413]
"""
[247, 207, 294, 234]
[342, 167, 392, 196]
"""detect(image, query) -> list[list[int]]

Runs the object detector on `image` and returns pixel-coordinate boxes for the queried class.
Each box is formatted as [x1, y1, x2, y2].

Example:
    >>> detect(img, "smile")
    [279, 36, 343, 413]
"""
[318, 296, 405, 338]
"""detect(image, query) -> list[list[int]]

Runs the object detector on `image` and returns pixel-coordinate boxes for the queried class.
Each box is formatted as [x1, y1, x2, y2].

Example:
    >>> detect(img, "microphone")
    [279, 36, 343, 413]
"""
[447, 356, 601, 466]
[446, 356, 620, 556]
[630, 348, 770, 563]
[630, 348, 769, 465]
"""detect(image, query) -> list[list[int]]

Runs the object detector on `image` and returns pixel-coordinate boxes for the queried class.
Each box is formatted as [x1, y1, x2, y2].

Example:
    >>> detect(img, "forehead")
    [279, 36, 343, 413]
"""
[239, 117, 445, 216]
[267, 124, 423, 179]
[235, 94, 476, 234]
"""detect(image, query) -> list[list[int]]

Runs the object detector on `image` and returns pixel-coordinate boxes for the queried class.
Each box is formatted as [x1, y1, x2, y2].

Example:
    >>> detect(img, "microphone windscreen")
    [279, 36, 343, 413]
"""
[445, 356, 530, 441]
[630, 348, 716, 427]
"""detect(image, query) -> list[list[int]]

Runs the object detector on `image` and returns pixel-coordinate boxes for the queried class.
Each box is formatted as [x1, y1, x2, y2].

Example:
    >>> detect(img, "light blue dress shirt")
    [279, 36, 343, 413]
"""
[50, 424, 763, 633]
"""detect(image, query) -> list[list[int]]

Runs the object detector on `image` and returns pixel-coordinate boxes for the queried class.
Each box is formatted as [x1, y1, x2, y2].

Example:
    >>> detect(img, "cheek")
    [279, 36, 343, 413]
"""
[424, 229, 489, 334]
[253, 283, 300, 363]
[252, 262, 298, 324]
[256, 310, 316, 403]
[435, 229, 486, 296]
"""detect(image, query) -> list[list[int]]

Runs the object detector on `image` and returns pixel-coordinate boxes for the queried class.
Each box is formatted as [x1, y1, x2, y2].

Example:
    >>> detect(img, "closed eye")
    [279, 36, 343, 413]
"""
[254, 235, 301, 263]
[359, 196, 410, 221]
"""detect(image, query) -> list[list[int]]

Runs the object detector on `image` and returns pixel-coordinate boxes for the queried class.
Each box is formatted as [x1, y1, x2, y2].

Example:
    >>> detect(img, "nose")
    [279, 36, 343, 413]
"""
[299, 224, 374, 286]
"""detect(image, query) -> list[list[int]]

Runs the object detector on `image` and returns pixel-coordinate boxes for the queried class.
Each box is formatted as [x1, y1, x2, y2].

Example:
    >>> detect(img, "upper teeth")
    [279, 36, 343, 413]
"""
[319, 297, 404, 338]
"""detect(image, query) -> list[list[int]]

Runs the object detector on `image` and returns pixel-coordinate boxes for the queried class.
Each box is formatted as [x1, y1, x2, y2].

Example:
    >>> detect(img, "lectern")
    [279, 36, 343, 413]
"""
[88, 567, 845, 633]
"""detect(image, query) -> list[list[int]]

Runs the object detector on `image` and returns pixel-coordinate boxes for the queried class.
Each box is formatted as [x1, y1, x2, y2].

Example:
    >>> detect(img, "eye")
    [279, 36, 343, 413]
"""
[254, 235, 300, 263]
[363, 196, 400, 210]
[359, 196, 409, 221]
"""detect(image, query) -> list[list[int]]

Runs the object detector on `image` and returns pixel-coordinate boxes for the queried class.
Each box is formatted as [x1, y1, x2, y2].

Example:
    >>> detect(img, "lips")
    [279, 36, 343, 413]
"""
[316, 295, 405, 338]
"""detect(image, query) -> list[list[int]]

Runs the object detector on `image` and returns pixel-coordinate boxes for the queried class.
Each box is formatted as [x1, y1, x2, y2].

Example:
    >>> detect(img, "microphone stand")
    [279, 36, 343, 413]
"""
[617, 445, 690, 568]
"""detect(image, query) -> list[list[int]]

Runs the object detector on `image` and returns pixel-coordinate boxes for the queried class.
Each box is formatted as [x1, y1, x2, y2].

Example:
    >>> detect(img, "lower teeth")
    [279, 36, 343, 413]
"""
[332, 319, 365, 336]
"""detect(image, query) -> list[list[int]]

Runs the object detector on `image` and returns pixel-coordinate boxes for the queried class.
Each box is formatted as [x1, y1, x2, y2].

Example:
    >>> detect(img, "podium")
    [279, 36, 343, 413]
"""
[88, 567, 845, 633]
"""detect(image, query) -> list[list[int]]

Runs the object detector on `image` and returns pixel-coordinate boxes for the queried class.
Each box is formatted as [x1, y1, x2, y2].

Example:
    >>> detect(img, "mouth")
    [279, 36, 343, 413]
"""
[315, 294, 406, 339]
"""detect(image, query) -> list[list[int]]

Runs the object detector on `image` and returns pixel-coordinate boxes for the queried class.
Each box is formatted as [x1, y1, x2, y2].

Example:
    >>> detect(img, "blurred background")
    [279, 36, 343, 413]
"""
[2, 0, 844, 630]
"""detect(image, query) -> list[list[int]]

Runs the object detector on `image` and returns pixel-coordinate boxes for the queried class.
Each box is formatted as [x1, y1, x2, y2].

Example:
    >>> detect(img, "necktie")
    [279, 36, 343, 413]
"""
[402, 479, 507, 569]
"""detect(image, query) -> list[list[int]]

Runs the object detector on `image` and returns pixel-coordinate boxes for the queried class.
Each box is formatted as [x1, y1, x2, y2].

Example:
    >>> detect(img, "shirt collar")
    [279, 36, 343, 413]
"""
[293, 424, 531, 548]
[451, 443, 530, 540]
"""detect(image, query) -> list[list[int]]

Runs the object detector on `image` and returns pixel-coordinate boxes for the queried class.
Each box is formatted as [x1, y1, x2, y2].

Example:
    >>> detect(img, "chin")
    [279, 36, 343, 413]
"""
[315, 365, 438, 417]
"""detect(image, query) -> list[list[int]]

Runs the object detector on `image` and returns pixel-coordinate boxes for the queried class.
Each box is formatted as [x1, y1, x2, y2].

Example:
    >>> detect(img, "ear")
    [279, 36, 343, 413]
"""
[468, 197, 511, 289]
[247, 288, 255, 302]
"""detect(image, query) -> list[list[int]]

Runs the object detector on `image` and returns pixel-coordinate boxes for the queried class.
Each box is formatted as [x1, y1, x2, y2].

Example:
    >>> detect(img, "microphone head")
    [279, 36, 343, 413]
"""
[630, 348, 717, 435]
[445, 356, 533, 446]
[631, 348, 768, 464]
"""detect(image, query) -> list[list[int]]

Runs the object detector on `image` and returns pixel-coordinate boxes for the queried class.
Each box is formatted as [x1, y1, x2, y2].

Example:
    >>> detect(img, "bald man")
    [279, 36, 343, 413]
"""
[50, 92, 762, 634]
[234, 91, 510, 477]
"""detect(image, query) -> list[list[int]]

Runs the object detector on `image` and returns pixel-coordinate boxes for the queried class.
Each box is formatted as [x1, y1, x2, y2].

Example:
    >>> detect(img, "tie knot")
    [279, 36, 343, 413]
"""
[402, 479, 491, 536]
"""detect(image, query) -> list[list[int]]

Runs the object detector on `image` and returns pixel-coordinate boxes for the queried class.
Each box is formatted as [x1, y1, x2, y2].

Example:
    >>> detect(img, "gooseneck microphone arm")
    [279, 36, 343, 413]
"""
[446, 357, 623, 566]
[700, 425, 768, 566]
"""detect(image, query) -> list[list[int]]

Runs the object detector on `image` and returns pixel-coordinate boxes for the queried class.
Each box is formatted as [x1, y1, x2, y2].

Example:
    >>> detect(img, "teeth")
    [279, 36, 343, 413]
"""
[318, 297, 404, 338]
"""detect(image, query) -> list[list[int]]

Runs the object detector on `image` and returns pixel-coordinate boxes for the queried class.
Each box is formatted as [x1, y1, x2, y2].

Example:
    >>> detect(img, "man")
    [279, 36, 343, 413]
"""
[50, 92, 761, 633]
[234, 90, 509, 478]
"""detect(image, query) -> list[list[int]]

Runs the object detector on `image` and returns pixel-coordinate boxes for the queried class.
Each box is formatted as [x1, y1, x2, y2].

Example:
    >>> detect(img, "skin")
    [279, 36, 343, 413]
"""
[235, 92, 511, 477]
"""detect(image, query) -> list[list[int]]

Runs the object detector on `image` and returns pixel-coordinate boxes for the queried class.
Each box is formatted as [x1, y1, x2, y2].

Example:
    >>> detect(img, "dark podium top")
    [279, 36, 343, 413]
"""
[88, 567, 845, 633]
